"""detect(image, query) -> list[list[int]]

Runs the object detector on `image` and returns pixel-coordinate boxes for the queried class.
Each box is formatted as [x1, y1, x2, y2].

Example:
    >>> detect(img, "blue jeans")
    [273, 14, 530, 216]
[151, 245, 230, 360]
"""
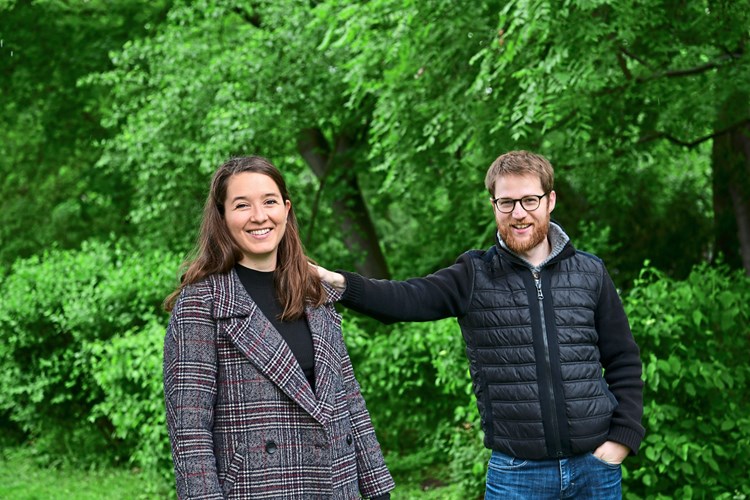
[485, 450, 622, 499]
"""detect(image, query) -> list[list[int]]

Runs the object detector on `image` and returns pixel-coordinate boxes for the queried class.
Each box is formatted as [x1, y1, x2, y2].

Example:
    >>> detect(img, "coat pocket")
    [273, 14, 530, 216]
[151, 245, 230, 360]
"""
[221, 442, 247, 497]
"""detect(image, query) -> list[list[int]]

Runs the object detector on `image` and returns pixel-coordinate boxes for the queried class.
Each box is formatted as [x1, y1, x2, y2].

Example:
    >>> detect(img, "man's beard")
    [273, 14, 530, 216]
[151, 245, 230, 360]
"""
[498, 220, 549, 256]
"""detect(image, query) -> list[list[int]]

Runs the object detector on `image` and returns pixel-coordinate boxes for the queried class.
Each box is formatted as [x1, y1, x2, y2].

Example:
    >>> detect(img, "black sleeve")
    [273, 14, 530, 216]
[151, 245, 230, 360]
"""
[338, 253, 474, 324]
[595, 266, 646, 454]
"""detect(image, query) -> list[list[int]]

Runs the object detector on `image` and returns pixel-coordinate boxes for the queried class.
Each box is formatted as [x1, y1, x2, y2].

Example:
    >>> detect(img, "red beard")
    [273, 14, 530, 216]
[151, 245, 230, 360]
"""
[498, 219, 549, 256]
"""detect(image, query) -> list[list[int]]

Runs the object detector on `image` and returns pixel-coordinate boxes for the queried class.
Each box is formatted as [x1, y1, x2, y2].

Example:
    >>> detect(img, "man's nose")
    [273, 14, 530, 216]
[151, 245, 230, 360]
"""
[511, 201, 527, 217]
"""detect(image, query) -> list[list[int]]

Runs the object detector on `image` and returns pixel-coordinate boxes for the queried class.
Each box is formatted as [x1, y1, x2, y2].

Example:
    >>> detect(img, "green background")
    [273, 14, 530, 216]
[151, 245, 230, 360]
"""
[1, 0, 749, 498]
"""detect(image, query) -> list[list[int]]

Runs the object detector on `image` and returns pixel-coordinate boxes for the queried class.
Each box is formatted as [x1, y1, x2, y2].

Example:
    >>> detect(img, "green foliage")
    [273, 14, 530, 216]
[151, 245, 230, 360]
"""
[89, 0, 370, 256]
[342, 313, 489, 493]
[83, 0, 735, 287]
[343, 316, 469, 451]
[0, 241, 179, 475]
[623, 262, 750, 498]
[90, 318, 173, 489]
[2, 0, 750, 497]
[0, 0, 171, 267]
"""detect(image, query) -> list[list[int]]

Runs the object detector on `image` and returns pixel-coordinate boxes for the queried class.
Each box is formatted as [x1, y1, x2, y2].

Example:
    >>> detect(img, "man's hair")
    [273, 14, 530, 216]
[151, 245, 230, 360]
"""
[484, 150, 555, 195]
[163, 156, 324, 318]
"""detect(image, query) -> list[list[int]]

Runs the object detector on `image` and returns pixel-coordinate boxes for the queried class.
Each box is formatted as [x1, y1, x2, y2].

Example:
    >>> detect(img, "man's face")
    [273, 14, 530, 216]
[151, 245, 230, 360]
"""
[492, 173, 556, 259]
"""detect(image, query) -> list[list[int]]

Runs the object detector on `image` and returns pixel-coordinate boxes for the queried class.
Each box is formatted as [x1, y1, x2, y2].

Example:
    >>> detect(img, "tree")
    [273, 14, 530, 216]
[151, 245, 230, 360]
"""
[92, 1, 394, 277]
[0, 0, 170, 270]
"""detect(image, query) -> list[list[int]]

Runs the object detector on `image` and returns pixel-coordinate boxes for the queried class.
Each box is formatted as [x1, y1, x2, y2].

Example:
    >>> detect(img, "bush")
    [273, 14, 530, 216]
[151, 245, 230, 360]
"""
[0, 240, 179, 479]
[623, 262, 750, 499]
[4, 241, 747, 500]
[90, 317, 173, 490]
[342, 313, 487, 495]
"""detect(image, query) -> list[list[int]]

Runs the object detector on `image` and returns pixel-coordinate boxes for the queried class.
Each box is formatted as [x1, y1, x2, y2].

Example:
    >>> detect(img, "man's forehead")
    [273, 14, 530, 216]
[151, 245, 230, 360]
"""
[493, 173, 544, 195]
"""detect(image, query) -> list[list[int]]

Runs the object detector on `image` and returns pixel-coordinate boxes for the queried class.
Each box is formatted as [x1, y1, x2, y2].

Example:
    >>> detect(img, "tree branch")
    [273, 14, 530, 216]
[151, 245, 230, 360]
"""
[232, 6, 262, 27]
[297, 128, 332, 245]
[637, 118, 750, 149]
[616, 50, 633, 80]
[598, 50, 743, 96]
[618, 46, 656, 71]
[652, 54, 739, 79]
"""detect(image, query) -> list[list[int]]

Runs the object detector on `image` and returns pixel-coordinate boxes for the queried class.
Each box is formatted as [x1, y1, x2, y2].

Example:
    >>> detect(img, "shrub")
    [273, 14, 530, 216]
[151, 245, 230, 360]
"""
[0, 240, 179, 477]
[623, 262, 750, 499]
[342, 313, 487, 495]
[89, 317, 173, 490]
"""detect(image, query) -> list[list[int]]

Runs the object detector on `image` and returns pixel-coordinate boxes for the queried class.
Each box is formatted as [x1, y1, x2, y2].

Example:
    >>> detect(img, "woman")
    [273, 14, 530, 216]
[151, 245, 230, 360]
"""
[163, 156, 394, 499]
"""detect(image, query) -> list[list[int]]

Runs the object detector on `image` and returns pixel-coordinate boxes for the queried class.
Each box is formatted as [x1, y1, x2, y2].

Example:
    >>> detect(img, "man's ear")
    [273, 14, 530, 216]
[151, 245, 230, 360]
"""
[547, 190, 557, 213]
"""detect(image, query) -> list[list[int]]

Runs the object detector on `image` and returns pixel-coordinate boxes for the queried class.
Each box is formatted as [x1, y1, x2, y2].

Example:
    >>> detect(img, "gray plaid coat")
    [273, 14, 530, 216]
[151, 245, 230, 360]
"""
[163, 269, 395, 499]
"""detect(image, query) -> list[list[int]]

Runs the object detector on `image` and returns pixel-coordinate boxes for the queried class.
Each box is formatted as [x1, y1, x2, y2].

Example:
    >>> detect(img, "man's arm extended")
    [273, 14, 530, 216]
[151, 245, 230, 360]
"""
[316, 254, 475, 324]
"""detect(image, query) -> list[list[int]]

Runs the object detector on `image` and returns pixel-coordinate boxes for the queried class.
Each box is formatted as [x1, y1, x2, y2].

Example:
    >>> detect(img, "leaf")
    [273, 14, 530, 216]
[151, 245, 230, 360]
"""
[685, 382, 696, 397]
[692, 310, 703, 327]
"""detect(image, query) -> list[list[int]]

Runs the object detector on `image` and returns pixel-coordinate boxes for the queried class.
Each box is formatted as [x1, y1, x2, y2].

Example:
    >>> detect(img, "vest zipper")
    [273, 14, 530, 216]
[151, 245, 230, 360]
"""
[534, 271, 562, 457]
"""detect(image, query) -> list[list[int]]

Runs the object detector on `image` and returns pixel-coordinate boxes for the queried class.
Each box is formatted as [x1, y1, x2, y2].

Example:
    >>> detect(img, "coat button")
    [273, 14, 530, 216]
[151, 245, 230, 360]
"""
[265, 440, 277, 454]
[346, 434, 353, 446]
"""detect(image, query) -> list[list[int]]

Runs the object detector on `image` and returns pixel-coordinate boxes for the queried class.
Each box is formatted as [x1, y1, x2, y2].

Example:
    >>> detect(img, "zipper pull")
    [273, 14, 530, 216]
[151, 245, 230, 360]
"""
[533, 271, 543, 300]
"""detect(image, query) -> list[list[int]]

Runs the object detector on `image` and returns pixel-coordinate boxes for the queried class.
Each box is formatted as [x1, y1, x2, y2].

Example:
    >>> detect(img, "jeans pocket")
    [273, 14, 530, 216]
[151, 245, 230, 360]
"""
[588, 452, 622, 469]
[488, 450, 528, 471]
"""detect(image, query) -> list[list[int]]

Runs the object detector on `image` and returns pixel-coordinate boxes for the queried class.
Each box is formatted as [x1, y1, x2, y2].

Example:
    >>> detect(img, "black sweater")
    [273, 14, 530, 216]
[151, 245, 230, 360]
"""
[235, 264, 315, 391]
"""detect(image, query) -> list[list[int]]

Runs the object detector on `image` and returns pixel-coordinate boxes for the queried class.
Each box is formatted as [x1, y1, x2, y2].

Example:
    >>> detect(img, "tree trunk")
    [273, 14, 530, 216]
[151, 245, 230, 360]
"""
[298, 128, 390, 279]
[711, 93, 750, 275]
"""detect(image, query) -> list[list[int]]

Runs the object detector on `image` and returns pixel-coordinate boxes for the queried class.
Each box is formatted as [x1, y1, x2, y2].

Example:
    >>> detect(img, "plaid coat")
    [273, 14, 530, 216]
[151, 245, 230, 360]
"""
[163, 269, 395, 499]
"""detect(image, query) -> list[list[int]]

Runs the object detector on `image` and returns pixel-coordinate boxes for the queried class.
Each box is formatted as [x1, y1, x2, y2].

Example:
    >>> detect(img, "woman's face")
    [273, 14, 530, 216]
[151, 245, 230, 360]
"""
[223, 172, 291, 271]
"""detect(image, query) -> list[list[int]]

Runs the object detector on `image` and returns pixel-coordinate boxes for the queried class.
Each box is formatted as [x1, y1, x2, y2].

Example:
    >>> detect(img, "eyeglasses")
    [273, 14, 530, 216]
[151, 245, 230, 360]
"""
[491, 192, 549, 213]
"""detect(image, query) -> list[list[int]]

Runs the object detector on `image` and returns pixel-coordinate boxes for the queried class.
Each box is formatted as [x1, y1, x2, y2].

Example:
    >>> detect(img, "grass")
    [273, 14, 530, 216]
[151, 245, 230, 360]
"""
[0, 447, 172, 499]
[386, 450, 482, 500]
[0, 445, 474, 499]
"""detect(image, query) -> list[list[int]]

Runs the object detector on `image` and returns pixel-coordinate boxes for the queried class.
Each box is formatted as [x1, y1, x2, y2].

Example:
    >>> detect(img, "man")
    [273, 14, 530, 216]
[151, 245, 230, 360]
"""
[317, 150, 644, 499]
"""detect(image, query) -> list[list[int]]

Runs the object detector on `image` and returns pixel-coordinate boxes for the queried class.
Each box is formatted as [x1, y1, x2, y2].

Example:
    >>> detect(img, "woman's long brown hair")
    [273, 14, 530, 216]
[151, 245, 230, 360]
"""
[163, 156, 325, 319]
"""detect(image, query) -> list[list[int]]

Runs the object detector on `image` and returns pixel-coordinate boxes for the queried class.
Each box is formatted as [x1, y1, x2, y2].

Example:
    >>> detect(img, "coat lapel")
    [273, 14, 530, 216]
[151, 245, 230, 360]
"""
[212, 270, 326, 425]
[306, 304, 336, 425]
[307, 282, 345, 426]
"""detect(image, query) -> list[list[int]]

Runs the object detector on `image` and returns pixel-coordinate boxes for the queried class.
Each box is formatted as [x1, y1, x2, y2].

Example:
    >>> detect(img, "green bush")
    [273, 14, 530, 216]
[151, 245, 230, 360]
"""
[342, 314, 487, 496]
[3, 242, 748, 500]
[0, 240, 179, 477]
[623, 263, 750, 499]
[90, 317, 173, 489]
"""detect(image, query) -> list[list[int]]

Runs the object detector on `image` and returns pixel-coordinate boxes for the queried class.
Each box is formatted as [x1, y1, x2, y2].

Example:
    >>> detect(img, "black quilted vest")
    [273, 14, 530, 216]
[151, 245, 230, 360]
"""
[457, 245, 618, 460]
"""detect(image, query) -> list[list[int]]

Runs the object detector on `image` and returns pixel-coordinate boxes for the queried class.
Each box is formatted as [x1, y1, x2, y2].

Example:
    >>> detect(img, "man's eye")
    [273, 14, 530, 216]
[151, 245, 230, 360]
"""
[499, 201, 514, 209]
[522, 197, 537, 205]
